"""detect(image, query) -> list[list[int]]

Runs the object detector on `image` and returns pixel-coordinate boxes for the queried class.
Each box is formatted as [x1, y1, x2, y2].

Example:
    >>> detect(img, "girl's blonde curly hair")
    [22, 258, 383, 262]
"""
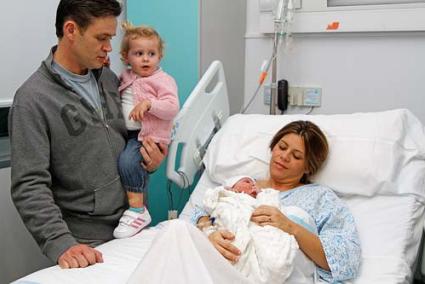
[120, 21, 164, 62]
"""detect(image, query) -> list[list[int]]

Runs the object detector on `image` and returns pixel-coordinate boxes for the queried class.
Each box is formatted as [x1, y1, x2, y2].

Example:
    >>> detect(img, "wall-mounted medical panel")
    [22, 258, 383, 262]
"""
[259, 0, 425, 33]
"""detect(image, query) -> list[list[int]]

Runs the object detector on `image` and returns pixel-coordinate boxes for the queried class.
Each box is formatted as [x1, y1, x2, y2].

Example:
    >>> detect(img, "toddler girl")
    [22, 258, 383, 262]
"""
[114, 23, 179, 238]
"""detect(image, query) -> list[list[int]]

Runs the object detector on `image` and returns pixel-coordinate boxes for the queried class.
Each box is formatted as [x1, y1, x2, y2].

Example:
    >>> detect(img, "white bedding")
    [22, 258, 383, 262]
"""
[127, 220, 253, 284]
[15, 109, 425, 284]
[14, 228, 160, 284]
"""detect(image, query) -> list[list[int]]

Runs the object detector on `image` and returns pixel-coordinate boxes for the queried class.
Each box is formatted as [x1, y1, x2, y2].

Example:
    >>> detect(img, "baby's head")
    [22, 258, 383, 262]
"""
[120, 22, 164, 77]
[232, 178, 259, 198]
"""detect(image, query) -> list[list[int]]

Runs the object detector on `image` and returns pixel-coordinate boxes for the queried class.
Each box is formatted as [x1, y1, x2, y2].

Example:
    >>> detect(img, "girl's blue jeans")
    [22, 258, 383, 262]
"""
[118, 131, 149, 194]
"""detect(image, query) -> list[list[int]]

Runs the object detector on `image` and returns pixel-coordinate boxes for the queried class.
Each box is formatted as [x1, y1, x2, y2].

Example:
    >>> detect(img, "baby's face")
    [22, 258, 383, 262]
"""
[233, 179, 257, 197]
[238, 179, 254, 189]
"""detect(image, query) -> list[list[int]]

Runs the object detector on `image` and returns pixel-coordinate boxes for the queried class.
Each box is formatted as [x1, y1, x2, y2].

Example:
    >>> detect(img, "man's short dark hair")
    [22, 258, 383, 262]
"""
[55, 0, 122, 38]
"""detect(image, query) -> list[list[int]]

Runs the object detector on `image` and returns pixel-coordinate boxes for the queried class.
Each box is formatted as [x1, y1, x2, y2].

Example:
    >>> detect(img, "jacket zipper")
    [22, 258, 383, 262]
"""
[70, 84, 113, 148]
[99, 83, 113, 148]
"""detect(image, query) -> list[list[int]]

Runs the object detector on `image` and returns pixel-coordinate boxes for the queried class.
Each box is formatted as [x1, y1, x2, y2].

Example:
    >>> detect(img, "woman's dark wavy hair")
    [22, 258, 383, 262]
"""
[269, 120, 329, 184]
[55, 0, 122, 38]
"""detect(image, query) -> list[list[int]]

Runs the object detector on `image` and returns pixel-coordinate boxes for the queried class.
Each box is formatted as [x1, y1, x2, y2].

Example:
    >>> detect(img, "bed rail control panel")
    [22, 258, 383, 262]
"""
[194, 111, 224, 167]
[167, 61, 230, 188]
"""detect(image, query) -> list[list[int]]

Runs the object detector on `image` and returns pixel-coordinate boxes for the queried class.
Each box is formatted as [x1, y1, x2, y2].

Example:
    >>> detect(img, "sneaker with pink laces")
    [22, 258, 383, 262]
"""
[113, 209, 152, 239]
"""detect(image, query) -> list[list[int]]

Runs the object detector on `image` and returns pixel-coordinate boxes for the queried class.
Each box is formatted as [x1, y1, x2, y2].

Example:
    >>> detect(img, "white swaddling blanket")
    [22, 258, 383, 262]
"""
[203, 187, 310, 284]
[127, 220, 253, 284]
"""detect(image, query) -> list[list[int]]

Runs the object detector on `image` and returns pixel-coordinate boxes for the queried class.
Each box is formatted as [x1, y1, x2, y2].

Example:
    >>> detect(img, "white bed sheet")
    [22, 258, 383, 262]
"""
[14, 227, 161, 284]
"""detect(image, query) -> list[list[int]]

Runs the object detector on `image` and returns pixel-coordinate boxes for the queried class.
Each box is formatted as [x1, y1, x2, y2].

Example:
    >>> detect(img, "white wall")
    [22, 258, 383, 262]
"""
[200, 0, 246, 114]
[0, 1, 126, 106]
[244, 0, 425, 123]
[0, 1, 56, 105]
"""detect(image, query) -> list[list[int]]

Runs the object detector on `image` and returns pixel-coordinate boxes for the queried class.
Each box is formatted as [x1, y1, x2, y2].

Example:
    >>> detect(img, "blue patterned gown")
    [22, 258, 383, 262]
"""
[191, 183, 361, 283]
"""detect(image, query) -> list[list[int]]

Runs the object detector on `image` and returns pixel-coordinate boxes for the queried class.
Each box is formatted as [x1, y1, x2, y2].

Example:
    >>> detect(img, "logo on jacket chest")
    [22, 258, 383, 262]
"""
[61, 96, 123, 136]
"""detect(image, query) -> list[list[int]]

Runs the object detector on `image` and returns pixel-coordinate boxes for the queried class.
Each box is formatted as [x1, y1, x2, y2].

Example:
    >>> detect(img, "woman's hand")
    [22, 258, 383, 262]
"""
[251, 205, 293, 233]
[252, 205, 330, 271]
[208, 230, 241, 264]
[196, 216, 211, 230]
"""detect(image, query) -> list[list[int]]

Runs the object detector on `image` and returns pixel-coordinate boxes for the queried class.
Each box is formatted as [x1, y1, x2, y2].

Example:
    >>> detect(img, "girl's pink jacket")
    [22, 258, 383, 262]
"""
[119, 68, 179, 144]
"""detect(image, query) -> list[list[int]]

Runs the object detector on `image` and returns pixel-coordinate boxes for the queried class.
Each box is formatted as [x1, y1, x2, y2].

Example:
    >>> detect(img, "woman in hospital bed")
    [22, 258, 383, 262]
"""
[129, 121, 360, 284]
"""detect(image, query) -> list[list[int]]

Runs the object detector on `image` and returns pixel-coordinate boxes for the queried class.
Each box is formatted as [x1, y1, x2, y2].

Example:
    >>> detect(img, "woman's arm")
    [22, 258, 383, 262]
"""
[251, 205, 330, 271]
[315, 193, 361, 281]
[285, 218, 330, 271]
[195, 216, 241, 263]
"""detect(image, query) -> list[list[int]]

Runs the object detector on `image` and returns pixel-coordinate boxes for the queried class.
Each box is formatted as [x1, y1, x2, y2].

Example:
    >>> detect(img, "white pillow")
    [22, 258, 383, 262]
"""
[204, 109, 425, 198]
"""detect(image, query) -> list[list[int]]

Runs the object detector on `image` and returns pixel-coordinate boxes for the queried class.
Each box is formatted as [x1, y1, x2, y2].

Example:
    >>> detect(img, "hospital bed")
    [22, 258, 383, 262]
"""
[15, 61, 425, 284]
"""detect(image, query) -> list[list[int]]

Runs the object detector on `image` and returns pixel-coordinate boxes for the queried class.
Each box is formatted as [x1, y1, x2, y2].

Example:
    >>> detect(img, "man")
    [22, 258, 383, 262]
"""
[9, 0, 166, 269]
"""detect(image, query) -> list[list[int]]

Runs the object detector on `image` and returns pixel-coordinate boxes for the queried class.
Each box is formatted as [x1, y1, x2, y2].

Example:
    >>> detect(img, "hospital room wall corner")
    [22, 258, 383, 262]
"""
[0, 168, 53, 283]
[127, 0, 247, 224]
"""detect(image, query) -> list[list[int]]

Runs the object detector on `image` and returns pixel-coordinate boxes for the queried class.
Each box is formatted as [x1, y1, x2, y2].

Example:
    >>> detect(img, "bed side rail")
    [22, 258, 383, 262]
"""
[166, 60, 230, 188]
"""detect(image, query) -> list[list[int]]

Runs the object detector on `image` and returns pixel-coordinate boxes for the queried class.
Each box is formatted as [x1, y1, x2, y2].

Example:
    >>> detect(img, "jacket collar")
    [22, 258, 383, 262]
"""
[42, 45, 104, 88]
[118, 67, 163, 93]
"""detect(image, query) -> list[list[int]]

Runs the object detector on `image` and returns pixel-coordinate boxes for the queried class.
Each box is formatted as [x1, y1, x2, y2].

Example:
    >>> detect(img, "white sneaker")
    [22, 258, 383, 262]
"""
[113, 209, 152, 239]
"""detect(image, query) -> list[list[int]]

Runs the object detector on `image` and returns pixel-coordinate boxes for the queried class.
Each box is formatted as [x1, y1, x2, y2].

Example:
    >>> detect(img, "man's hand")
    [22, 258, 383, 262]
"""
[129, 100, 151, 121]
[58, 244, 103, 269]
[140, 137, 168, 172]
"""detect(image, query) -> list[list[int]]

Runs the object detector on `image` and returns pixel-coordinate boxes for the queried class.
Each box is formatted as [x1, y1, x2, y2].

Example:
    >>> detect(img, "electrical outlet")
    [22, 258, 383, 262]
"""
[168, 210, 178, 220]
[288, 86, 322, 107]
[288, 87, 303, 106]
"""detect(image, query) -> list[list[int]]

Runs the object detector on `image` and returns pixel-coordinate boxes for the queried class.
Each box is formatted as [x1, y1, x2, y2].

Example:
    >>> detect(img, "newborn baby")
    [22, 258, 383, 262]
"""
[201, 176, 316, 284]
[226, 176, 260, 198]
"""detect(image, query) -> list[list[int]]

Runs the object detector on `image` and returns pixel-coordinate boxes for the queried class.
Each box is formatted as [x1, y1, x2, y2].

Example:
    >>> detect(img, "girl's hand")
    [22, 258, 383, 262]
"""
[208, 230, 241, 264]
[129, 99, 151, 121]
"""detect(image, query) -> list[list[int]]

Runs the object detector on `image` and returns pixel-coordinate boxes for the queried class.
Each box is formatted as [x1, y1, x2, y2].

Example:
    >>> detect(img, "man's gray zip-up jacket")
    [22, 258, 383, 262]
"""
[9, 47, 127, 262]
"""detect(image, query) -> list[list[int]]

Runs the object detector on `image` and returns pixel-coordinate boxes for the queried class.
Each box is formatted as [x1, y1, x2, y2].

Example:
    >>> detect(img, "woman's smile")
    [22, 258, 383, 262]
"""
[273, 160, 288, 170]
